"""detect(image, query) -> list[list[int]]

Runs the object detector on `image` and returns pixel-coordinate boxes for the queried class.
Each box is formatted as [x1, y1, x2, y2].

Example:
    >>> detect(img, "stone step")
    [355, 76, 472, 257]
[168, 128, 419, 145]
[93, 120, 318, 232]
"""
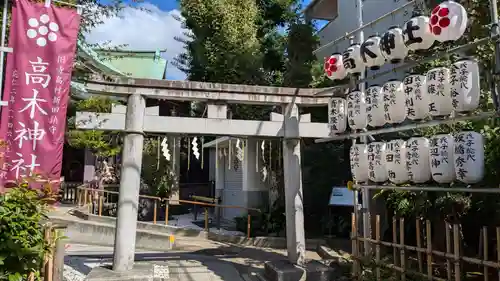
[50, 215, 175, 252]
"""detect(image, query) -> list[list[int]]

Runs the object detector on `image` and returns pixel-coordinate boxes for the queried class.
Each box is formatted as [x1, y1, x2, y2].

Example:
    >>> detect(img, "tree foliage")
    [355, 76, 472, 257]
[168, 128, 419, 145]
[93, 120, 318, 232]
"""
[66, 96, 122, 156]
[174, 0, 348, 236]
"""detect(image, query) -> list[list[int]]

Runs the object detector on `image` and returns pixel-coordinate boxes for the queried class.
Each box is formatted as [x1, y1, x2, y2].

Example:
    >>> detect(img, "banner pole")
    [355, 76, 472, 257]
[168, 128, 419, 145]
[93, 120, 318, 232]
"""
[0, 0, 10, 111]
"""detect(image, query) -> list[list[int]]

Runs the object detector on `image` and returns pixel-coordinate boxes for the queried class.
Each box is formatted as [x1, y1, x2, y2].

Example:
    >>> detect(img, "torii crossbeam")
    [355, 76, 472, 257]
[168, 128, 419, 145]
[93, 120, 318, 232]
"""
[76, 77, 340, 271]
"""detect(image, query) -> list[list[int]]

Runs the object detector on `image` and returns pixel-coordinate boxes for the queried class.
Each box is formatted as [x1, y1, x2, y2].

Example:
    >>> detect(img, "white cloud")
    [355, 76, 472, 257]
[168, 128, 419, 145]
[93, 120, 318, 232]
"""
[85, 3, 187, 80]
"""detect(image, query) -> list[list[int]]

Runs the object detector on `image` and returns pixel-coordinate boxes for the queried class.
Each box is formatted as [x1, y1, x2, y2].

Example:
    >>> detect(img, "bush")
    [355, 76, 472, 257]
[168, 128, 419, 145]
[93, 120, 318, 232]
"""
[0, 185, 54, 281]
[235, 203, 286, 237]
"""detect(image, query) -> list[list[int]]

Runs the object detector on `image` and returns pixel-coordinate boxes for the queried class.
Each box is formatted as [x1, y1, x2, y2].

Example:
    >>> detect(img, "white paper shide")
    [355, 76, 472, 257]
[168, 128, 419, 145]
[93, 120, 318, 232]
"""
[385, 139, 408, 184]
[350, 144, 369, 183]
[382, 80, 406, 124]
[427, 67, 453, 116]
[366, 85, 385, 127]
[406, 137, 431, 183]
[454, 131, 484, 184]
[429, 134, 455, 183]
[328, 98, 347, 133]
[404, 74, 429, 120]
[368, 142, 388, 183]
[347, 90, 368, 129]
[450, 58, 480, 112]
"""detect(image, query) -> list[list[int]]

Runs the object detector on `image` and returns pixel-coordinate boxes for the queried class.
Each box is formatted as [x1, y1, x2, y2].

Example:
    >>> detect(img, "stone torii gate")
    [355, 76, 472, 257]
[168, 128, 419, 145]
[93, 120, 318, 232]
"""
[76, 77, 338, 273]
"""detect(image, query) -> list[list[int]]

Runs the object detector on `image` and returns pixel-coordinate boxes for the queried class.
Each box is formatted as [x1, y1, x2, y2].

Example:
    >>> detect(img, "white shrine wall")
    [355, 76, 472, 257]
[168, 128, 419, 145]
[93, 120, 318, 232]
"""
[205, 137, 270, 222]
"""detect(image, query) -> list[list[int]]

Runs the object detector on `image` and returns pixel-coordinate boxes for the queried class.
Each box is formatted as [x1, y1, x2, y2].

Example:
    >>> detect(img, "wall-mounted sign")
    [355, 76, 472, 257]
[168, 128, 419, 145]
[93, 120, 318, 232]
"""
[328, 187, 354, 206]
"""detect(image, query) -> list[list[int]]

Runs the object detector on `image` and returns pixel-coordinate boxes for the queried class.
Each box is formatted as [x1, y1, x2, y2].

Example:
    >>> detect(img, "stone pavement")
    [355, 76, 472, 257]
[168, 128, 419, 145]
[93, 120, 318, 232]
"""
[54, 205, 323, 281]
[64, 253, 246, 281]
[63, 242, 322, 281]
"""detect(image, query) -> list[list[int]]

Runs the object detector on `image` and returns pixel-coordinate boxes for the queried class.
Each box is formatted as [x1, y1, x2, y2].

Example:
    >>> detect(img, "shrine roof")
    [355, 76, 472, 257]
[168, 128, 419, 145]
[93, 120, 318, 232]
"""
[303, 0, 338, 21]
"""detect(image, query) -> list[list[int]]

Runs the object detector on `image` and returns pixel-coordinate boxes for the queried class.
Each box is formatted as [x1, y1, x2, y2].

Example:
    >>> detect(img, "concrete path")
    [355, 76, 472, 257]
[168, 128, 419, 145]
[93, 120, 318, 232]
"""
[64, 252, 246, 281]
[54, 205, 322, 281]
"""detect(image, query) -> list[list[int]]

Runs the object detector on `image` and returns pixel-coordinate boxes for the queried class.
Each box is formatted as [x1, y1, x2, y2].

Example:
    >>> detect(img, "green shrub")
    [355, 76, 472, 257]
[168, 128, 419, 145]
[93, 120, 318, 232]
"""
[0, 185, 53, 281]
[235, 203, 286, 237]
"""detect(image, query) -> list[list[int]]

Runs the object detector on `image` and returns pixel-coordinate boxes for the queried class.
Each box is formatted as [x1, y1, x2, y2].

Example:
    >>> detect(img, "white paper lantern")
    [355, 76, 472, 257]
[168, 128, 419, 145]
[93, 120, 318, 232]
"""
[381, 26, 408, 64]
[361, 35, 385, 70]
[427, 67, 453, 116]
[342, 44, 364, 75]
[450, 58, 480, 112]
[402, 15, 435, 51]
[366, 85, 385, 127]
[382, 80, 406, 124]
[403, 74, 430, 120]
[385, 139, 409, 184]
[367, 142, 388, 183]
[429, 134, 455, 183]
[454, 131, 484, 184]
[328, 98, 347, 133]
[406, 137, 431, 183]
[350, 144, 369, 183]
[347, 90, 368, 130]
[324, 53, 347, 81]
[430, 1, 468, 42]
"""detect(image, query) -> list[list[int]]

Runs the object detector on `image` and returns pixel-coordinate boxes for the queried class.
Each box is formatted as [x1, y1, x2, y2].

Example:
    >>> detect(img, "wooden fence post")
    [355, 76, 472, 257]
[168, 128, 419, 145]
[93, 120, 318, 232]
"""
[426, 220, 432, 280]
[52, 227, 67, 281]
[446, 222, 452, 281]
[165, 200, 169, 225]
[496, 227, 500, 281]
[247, 214, 251, 238]
[400, 218, 406, 281]
[153, 199, 157, 224]
[393, 217, 400, 280]
[453, 224, 460, 281]
[375, 215, 381, 281]
[483, 226, 489, 281]
[204, 208, 209, 232]
[43, 226, 53, 281]
[352, 212, 360, 279]
[416, 218, 423, 274]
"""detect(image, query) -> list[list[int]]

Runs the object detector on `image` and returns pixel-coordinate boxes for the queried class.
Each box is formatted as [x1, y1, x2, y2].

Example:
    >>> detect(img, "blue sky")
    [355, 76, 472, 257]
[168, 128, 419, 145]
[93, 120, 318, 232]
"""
[87, 0, 319, 80]
[139, 0, 315, 13]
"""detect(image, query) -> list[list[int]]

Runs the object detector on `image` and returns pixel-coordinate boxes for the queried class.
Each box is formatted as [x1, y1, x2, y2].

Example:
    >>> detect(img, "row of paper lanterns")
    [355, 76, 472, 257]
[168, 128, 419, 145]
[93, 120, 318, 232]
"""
[350, 131, 484, 185]
[328, 58, 480, 133]
[324, 1, 468, 80]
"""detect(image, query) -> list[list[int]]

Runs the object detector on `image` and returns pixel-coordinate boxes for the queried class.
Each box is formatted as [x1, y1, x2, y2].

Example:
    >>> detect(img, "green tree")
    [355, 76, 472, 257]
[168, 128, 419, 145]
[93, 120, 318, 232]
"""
[175, 0, 349, 236]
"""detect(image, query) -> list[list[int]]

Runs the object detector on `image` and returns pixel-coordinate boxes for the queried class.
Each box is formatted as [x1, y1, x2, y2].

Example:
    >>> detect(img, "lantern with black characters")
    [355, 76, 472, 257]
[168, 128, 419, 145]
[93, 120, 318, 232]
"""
[381, 26, 408, 63]
[361, 35, 385, 70]
[342, 44, 364, 75]
[402, 15, 435, 51]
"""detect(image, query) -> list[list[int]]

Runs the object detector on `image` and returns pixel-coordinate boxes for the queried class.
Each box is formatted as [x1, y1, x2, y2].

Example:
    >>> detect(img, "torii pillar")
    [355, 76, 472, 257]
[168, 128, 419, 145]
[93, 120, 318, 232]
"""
[112, 94, 146, 271]
[271, 103, 307, 266]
